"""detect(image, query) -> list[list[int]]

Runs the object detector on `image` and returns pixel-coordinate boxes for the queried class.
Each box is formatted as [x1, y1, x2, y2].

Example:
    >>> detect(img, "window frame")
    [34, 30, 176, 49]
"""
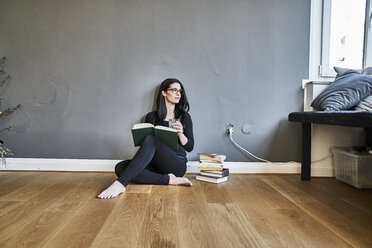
[320, 0, 334, 77]
[308, 0, 371, 80]
[364, 0, 372, 67]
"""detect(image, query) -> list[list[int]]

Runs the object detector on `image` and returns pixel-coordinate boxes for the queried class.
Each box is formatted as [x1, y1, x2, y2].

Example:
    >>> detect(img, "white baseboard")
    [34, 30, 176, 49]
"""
[0, 158, 334, 177]
[1, 158, 120, 172]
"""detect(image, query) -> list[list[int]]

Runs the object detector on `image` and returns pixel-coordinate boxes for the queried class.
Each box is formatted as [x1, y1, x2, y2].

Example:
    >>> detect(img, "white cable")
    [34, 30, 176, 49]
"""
[228, 128, 333, 164]
[311, 153, 333, 163]
[229, 131, 271, 163]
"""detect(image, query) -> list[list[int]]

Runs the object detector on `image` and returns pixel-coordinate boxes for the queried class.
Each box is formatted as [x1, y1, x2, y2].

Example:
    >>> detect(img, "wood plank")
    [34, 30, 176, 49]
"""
[0, 172, 40, 197]
[0, 172, 34, 187]
[136, 186, 181, 248]
[90, 193, 151, 248]
[193, 174, 234, 203]
[242, 175, 353, 248]
[175, 181, 224, 247]
[206, 202, 267, 248]
[241, 208, 312, 248]
[179, 175, 266, 247]
[41, 198, 118, 248]
[125, 184, 153, 194]
[46, 173, 113, 211]
[224, 175, 307, 248]
[286, 176, 372, 215]
[223, 175, 310, 248]
[177, 202, 224, 248]
[274, 208, 352, 248]
[0, 181, 77, 241]
[176, 175, 207, 204]
[1, 173, 114, 248]
[226, 175, 282, 209]
[0, 172, 10, 180]
[224, 175, 354, 248]
[282, 176, 372, 232]
[0, 172, 64, 201]
[262, 175, 372, 248]
[0, 201, 23, 216]
[0, 210, 68, 248]
[175, 175, 208, 204]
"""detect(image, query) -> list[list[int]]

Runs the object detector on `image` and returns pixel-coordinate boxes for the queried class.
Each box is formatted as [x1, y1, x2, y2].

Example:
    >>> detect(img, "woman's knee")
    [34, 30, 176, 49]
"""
[175, 166, 187, 177]
[114, 160, 131, 177]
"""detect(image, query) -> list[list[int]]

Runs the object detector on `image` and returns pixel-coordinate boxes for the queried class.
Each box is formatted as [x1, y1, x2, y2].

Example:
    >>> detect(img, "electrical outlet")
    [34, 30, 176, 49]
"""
[226, 124, 234, 134]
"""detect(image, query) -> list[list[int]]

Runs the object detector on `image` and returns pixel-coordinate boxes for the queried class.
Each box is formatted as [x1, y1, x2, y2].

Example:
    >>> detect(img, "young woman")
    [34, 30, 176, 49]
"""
[98, 78, 194, 199]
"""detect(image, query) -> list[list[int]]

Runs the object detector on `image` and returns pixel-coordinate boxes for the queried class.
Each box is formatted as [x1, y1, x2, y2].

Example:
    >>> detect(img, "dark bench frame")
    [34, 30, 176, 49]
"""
[288, 111, 372, 180]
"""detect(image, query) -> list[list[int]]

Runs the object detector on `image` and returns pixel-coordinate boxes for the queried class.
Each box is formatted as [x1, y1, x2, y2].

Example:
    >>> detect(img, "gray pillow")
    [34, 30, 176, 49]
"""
[311, 71, 372, 110]
[353, 95, 372, 111]
[334, 66, 372, 78]
[362, 67, 372, 75]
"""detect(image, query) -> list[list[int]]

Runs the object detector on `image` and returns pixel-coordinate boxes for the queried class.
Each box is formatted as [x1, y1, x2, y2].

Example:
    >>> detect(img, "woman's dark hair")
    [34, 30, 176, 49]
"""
[156, 78, 190, 121]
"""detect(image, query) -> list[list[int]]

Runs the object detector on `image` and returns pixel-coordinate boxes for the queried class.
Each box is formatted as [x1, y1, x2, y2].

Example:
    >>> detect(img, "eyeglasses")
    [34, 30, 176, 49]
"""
[167, 88, 183, 94]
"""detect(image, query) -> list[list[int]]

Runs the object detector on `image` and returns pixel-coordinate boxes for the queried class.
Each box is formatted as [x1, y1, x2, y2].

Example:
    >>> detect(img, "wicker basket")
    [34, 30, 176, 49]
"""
[331, 147, 372, 189]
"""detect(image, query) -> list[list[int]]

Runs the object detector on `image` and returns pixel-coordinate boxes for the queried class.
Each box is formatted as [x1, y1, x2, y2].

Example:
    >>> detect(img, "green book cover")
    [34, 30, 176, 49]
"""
[131, 123, 178, 149]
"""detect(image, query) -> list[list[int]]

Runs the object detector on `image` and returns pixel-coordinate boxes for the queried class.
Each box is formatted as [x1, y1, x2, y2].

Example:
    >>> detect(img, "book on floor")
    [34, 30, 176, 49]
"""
[198, 166, 225, 171]
[198, 161, 224, 167]
[131, 123, 178, 149]
[198, 153, 226, 163]
[196, 174, 228, 184]
[200, 168, 229, 178]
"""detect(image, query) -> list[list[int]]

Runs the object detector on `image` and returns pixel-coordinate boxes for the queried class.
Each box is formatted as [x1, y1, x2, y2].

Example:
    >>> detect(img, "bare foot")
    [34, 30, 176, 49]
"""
[97, 180, 126, 199]
[168, 173, 193, 186]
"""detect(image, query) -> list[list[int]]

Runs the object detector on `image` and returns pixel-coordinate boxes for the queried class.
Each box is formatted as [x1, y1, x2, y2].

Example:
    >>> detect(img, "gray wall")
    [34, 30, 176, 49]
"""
[0, 0, 309, 162]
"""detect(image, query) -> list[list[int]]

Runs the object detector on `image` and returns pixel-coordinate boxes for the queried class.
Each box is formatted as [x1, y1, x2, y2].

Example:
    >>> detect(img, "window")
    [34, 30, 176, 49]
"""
[309, 0, 372, 79]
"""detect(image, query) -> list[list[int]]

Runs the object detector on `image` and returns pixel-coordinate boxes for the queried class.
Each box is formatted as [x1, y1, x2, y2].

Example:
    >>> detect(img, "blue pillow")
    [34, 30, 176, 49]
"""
[311, 72, 372, 111]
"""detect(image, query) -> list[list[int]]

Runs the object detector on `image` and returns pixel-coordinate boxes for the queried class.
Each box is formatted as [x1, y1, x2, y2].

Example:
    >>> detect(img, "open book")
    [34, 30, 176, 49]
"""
[131, 123, 178, 149]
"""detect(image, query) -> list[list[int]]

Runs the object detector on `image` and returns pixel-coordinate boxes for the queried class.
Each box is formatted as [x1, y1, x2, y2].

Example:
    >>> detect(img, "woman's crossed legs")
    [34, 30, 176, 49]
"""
[98, 135, 192, 199]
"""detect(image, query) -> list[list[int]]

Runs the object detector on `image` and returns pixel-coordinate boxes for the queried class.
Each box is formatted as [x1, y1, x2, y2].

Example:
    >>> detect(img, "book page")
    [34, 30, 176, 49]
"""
[132, 123, 154, 129]
[155, 125, 177, 133]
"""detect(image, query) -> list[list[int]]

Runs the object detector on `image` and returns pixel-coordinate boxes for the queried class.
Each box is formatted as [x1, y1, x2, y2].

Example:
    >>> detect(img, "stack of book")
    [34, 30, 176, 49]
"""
[196, 153, 229, 184]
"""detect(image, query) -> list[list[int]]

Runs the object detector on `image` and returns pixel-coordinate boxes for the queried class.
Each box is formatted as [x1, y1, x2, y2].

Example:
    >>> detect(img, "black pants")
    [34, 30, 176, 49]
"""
[115, 135, 187, 187]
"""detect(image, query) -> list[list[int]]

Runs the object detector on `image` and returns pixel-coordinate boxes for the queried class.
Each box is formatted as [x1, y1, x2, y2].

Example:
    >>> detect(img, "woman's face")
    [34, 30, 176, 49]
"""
[162, 83, 182, 105]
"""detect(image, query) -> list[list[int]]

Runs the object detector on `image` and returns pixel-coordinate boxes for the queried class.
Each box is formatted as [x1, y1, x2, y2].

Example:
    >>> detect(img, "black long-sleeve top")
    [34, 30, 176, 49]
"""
[145, 111, 194, 158]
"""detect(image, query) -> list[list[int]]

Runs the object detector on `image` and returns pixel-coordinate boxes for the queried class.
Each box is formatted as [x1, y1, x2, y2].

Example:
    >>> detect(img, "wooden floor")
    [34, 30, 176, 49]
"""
[0, 172, 371, 248]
